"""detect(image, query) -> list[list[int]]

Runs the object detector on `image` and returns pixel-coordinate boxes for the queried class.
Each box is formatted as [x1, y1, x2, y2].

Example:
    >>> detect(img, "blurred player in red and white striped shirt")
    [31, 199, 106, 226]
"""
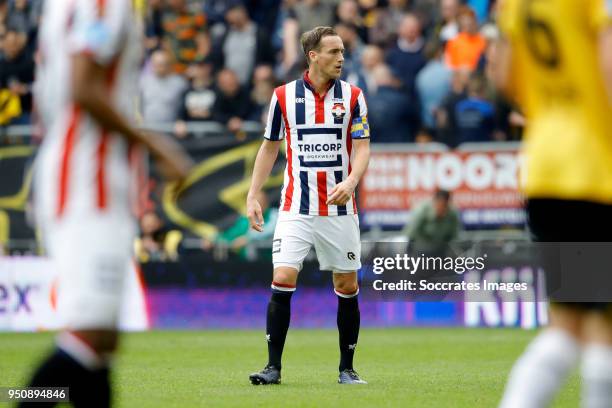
[247, 26, 371, 386]
[25, 1, 192, 405]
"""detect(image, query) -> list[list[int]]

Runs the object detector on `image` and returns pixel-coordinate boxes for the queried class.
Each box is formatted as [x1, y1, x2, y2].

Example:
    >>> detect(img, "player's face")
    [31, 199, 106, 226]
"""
[312, 35, 345, 80]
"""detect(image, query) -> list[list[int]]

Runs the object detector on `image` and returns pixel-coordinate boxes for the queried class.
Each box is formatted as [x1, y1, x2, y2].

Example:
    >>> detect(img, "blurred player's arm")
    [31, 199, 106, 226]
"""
[327, 138, 370, 206]
[489, 0, 516, 98]
[489, 38, 514, 99]
[71, 55, 192, 180]
[247, 139, 281, 232]
[599, 26, 612, 105]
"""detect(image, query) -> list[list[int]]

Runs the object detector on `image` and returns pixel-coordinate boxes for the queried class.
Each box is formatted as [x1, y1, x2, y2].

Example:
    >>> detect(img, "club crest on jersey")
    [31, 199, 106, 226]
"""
[331, 103, 346, 120]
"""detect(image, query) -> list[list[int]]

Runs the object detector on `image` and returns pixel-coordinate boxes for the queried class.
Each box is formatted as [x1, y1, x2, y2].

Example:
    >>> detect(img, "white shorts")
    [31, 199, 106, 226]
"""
[42, 212, 136, 330]
[272, 212, 361, 272]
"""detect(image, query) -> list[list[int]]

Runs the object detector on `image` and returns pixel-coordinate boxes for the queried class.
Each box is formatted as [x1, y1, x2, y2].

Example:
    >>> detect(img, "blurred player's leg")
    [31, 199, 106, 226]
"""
[581, 311, 612, 408]
[499, 305, 582, 408]
[333, 271, 366, 384]
[500, 200, 612, 407]
[21, 330, 116, 408]
[250, 266, 298, 385]
[20, 216, 134, 407]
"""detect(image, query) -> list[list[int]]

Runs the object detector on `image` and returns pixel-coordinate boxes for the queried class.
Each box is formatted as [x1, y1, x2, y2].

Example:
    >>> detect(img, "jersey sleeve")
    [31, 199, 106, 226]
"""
[68, 0, 129, 66]
[350, 89, 370, 139]
[589, 0, 612, 30]
[497, 0, 520, 39]
[263, 90, 285, 141]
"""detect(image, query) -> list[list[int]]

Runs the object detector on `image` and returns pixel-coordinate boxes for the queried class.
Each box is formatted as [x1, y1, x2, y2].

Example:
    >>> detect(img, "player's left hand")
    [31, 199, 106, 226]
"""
[247, 195, 264, 232]
[327, 178, 357, 206]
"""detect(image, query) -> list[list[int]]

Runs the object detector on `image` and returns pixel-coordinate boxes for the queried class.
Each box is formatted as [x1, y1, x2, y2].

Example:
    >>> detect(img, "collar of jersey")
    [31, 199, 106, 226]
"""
[303, 70, 336, 97]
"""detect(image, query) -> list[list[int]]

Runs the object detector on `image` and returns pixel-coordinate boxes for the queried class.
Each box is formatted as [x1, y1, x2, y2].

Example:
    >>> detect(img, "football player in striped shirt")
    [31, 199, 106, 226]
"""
[246, 26, 370, 385]
[22, 0, 191, 406]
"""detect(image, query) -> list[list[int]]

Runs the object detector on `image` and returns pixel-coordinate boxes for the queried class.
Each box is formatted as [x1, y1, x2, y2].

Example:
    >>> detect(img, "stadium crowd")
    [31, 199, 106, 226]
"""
[0, 0, 523, 146]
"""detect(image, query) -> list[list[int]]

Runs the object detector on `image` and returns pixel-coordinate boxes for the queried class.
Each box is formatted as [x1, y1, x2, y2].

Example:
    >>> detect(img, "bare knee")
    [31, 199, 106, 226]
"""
[273, 267, 299, 287]
[333, 272, 358, 294]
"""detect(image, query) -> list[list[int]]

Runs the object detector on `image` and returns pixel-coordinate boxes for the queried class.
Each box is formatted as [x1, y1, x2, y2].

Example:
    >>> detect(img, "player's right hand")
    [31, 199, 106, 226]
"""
[146, 133, 194, 182]
[246, 196, 264, 232]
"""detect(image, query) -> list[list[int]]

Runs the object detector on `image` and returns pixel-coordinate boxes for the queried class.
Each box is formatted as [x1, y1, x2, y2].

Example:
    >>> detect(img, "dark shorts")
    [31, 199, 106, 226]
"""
[527, 199, 612, 311]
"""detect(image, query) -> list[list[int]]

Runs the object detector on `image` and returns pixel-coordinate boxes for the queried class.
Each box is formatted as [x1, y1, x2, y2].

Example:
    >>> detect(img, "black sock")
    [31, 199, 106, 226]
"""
[19, 348, 110, 408]
[337, 294, 360, 372]
[266, 290, 293, 369]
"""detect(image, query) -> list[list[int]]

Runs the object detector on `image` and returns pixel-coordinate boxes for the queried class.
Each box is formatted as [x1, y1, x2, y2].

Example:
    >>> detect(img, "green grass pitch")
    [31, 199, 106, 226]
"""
[0, 328, 579, 407]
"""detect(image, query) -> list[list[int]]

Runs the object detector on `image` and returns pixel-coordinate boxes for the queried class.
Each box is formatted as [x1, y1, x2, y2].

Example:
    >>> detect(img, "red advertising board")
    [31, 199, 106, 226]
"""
[359, 144, 525, 228]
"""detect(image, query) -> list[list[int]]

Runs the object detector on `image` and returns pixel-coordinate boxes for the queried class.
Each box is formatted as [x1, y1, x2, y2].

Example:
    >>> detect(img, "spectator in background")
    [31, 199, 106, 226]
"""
[367, 64, 417, 143]
[7, 0, 40, 42]
[415, 127, 435, 144]
[282, 0, 335, 79]
[0, 0, 7, 35]
[250, 64, 276, 124]
[205, 0, 233, 27]
[140, 50, 188, 125]
[134, 211, 184, 263]
[216, 190, 278, 260]
[174, 57, 216, 138]
[467, 0, 491, 24]
[336, 0, 368, 43]
[416, 41, 452, 129]
[411, 0, 440, 28]
[346, 44, 384, 96]
[479, 0, 500, 42]
[334, 22, 364, 82]
[162, 0, 210, 74]
[435, 67, 470, 147]
[455, 74, 495, 143]
[431, 0, 460, 42]
[214, 2, 274, 86]
[444, 6, 486, 71]
[403, 189, 461, 258]
[246, 0, 282, 29]
[144, 0, 164, 54]
[0, 29, 34, 125]
[288, 0, 336, 36]
[269, 0, 294, 53]
[386, 13, 426, 97]
[369, 0, 409, 48]
[212, 68, 253, 135]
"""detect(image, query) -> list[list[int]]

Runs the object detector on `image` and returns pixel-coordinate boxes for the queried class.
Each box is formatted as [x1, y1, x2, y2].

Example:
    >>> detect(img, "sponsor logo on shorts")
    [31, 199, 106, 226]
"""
[272, 239, 282, 254]
[347, 252, 356, 260]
